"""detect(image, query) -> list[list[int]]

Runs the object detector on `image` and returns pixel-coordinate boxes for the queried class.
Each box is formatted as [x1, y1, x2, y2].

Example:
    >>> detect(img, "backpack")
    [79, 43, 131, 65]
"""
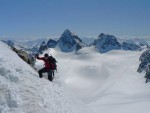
[48, 55, 57, 71]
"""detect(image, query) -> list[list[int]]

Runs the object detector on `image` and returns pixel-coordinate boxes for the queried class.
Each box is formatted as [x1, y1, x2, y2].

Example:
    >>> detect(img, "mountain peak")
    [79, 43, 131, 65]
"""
[98, 33, 116, 40]
[99, 33, 105, 37]
[62, 29, 78, 37]
[94, 33, 121, 53]
[63, 29, 72, 34]
[58, 30, 85, 52]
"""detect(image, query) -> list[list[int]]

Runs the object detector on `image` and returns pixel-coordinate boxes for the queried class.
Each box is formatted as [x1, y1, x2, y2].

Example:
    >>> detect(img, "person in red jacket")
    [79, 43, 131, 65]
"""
[35, 53, 53, 81]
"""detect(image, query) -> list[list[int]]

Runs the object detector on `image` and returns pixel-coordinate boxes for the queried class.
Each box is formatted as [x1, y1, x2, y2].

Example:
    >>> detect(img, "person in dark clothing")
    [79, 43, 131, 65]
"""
[35, 53, 53, 81]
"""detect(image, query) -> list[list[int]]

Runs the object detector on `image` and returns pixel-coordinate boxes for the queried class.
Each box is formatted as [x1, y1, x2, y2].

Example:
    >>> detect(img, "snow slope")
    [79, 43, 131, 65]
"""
[40, 46, 150, 113]
[0, 41, 93, 113]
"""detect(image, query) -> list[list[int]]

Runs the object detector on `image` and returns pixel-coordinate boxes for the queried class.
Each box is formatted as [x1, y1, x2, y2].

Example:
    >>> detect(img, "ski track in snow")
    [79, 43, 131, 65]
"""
[0, 41, 93, 113]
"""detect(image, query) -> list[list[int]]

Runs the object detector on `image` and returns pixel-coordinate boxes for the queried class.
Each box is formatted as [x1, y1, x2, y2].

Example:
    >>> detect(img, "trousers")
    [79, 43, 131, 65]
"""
[38, 67, 53, 81]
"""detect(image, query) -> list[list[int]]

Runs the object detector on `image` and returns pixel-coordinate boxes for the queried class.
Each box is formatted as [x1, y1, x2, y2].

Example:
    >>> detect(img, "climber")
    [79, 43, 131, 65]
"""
[35, 53, 53, 81]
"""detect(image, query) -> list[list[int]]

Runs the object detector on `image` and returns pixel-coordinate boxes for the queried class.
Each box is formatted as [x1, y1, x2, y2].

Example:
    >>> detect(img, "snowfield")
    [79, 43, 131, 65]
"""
[36, 46, 150, 113]
[0, 41, 93, 113]
[1, 40, 150, 113]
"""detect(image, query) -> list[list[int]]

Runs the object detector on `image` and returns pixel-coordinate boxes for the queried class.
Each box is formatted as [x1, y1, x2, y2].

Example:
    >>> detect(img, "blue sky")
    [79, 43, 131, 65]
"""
[0, 0, 150, 39]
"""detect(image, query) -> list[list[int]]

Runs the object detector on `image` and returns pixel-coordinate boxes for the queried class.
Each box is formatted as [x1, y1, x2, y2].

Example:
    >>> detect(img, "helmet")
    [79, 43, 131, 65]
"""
[44, 53, 49, 57]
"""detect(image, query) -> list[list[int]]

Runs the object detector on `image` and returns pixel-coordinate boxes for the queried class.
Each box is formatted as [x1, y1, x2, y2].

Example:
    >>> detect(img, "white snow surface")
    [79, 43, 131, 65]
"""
[35, 46, 150, 113]
[1, 40, 150, 113]
[0, 41, 93, 113]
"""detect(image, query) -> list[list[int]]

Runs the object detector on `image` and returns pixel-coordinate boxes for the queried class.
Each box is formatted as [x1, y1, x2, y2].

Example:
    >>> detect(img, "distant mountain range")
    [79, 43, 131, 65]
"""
[1, 29, 149, 54]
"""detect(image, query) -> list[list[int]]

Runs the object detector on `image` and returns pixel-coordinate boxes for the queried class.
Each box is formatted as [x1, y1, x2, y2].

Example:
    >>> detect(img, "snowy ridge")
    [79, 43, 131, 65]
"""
[0, 41, 93, 113]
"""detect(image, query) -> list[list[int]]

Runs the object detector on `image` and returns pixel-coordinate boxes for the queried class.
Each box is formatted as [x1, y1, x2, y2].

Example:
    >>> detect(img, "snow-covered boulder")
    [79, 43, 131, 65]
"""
[0, 41, 93, 113]
[58, 29, 85, 52]
[93, 33, 121, 53]
[137, 49, 150, 73]
[47, 39, 57, 48]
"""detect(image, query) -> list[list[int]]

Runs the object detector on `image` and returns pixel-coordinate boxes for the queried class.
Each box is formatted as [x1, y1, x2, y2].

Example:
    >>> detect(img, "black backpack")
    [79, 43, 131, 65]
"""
[48, 55, 57, 71]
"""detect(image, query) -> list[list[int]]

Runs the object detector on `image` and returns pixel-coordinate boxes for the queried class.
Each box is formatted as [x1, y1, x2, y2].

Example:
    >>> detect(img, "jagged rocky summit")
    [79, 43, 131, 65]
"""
[93, 33, 148, 53]
[58, 29, 85, 52]
[93, 33, 121, 53]
[137, 49, 150, 73]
